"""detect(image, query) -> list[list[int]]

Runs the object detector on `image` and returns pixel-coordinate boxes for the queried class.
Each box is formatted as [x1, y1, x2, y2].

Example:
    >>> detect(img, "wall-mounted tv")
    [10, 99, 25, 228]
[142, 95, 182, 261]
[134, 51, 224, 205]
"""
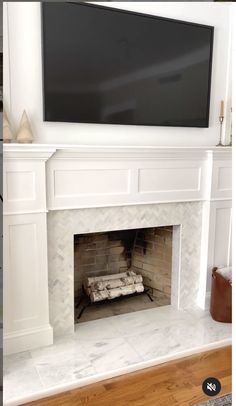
[42, 2, 214, 127]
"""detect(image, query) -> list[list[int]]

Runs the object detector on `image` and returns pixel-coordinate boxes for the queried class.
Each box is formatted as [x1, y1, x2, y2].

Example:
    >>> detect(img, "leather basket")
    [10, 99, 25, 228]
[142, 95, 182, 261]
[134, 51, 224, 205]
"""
[210, 267, 232, 323]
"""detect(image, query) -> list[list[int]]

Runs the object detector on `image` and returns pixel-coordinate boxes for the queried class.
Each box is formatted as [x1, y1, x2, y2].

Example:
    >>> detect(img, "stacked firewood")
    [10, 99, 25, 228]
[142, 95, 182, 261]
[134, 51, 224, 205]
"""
[84, 271, 144, 302]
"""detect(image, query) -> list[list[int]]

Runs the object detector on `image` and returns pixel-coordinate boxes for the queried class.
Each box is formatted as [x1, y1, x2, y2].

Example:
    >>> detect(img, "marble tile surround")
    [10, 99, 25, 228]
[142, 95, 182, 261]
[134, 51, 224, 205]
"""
[48, 202, 202, 336]
[3, 306, 231, 406]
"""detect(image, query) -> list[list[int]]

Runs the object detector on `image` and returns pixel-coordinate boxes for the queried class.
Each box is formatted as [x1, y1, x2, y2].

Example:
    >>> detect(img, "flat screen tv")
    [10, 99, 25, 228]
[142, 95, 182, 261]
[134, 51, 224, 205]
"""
[42, 2, 214, 127]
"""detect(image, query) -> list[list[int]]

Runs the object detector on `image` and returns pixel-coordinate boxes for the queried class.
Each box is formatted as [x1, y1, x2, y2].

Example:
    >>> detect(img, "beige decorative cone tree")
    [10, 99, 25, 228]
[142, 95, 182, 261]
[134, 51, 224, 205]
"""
[3, 110, 14, 143]
[16, 110, 33, 143]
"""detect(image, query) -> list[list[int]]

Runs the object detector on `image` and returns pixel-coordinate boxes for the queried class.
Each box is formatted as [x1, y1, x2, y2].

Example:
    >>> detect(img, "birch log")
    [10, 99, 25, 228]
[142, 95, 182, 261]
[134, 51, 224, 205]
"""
[90, 275, 143, 291]
[85, 271, 138, 287]
[90, 283, 144, 302]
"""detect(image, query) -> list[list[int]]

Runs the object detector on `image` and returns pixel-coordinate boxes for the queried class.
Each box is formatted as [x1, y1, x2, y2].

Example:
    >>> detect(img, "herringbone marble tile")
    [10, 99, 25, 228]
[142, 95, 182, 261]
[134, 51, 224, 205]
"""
[48, 202, 202, 336]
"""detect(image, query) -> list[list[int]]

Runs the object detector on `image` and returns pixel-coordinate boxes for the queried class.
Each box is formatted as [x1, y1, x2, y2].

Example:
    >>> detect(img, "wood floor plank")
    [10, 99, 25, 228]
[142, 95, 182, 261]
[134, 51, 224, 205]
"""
[23, 346, 232, 406]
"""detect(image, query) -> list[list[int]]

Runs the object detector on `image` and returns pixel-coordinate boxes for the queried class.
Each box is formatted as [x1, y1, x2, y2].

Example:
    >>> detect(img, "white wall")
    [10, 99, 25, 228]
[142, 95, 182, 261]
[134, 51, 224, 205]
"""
[4, 2, 232, 146]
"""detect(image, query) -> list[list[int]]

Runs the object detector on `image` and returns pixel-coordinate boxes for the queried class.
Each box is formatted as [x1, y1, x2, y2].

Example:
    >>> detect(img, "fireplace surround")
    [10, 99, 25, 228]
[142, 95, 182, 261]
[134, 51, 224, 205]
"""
[48, 202, 201, 335]
[3, 145, 232, 354]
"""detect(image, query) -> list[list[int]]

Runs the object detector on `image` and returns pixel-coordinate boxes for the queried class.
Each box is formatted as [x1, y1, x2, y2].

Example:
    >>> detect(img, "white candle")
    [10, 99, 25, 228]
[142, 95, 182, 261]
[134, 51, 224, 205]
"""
[220, 100, 224, 117]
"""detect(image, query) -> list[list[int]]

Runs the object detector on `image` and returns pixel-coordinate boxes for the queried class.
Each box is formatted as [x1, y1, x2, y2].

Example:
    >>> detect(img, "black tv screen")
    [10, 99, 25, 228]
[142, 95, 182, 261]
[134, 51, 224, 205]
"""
[42, 3, 214, 127]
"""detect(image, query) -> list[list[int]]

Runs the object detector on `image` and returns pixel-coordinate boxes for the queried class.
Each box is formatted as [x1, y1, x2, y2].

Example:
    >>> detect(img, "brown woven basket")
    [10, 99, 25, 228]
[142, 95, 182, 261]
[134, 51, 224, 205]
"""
[210, 267, 232, 323]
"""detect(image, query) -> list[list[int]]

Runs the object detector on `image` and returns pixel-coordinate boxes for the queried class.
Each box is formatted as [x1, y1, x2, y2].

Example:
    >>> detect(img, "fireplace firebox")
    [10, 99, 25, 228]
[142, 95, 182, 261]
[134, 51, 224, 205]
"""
[74, 226, 173, 323]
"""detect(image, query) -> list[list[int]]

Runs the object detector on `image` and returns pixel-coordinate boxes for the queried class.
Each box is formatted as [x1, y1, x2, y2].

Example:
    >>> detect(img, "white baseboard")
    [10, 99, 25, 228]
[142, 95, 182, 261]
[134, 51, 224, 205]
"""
[205, 291, 211, 310]
[3, 324, 53, 355]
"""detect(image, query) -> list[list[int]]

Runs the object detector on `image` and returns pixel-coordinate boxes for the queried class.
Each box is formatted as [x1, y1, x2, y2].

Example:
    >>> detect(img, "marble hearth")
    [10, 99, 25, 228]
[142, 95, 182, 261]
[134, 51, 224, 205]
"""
[3, 145, 232, 354]
[4, 306, 231, 406]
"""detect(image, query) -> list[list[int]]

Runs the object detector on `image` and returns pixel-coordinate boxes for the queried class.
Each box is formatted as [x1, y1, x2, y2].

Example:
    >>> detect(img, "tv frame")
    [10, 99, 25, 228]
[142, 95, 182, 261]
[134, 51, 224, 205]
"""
[41, 2, 214, 128]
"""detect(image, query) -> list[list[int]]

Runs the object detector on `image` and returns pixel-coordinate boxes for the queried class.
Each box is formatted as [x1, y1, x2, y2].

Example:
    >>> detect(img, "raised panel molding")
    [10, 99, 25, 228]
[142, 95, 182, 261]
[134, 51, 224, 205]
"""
[3, 146, 56, 215]
[206, 200, 232, 292]
[211, 162, 232, 199]
[3, 213, 53, 354]
[211, 149, 232, 200]
[209, 203, 232, 267]
[4, 162, 45, 214]
[46, 147, 211, 210]
[8, 222, 38, 323]
[213, 207, 232, 265]
[217, 167, 232, 191]
[54, 168, 130, 197]
[138, 166, 201, 193]
[6, 171, 36, 202]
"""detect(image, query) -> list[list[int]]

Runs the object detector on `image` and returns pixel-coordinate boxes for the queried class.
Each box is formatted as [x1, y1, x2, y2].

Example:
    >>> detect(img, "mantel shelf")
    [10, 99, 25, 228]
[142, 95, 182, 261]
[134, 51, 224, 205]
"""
[3, 143, 232, 161]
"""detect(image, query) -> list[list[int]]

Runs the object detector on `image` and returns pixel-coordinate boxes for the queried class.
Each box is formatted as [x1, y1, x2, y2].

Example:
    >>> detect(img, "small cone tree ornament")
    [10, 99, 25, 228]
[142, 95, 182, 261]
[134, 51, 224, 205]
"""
[3, 110, 14, 143]
[16, 110, 33, 143]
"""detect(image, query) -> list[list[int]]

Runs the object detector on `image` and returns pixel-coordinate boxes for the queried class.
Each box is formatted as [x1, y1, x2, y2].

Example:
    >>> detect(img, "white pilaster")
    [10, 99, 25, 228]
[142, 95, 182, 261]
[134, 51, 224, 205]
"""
[3, 145, 56, 354]
[197, 149, 232, 309]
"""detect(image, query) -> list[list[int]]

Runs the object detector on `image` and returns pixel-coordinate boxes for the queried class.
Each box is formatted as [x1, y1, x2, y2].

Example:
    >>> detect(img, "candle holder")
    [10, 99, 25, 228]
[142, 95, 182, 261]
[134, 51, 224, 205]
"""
[216, 116, 224, 146]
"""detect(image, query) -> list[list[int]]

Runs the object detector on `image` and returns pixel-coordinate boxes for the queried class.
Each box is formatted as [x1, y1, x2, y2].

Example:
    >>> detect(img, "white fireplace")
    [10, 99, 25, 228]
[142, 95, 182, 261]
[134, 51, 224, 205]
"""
[3, 145, 232, 354]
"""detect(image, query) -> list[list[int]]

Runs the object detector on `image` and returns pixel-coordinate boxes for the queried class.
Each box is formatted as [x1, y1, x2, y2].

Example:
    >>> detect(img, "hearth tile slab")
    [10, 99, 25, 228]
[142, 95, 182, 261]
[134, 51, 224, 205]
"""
[35, 350, 96, 388]
[3, 351, 43, 401]
[125, 314, 232, 361]
[79, 337, 142, 374]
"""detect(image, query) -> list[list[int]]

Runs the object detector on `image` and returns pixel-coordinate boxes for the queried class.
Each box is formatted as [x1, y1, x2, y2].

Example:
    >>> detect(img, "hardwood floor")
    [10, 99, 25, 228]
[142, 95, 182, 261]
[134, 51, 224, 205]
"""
[23, 346, 231, 406]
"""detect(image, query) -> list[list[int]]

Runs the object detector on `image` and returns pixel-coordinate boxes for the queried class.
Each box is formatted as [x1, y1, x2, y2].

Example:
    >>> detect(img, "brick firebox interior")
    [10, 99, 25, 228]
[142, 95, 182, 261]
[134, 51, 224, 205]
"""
[74, 226, 173, 322]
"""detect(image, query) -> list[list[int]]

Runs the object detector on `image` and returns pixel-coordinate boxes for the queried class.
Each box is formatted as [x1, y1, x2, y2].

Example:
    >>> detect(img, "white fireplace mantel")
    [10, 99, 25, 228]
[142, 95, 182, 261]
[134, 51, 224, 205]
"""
[3, 144, 232, 354]
[3, 144, 232, 215]
[3, 143, 232, 157]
